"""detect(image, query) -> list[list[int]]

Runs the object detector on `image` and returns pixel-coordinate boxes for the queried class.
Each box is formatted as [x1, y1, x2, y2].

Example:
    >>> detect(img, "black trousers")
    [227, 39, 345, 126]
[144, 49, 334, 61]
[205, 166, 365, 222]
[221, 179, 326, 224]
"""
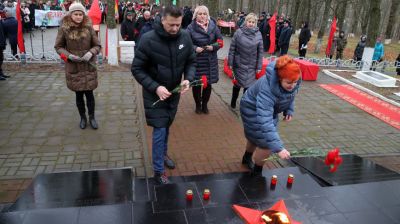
[231, 85, 248, 107]
[279, 44, 289, 56]
[0, 50, 3, 75]
[75, 90, 95, 117]
[298, 43, 307, 57]
[192, 84, 212, 107]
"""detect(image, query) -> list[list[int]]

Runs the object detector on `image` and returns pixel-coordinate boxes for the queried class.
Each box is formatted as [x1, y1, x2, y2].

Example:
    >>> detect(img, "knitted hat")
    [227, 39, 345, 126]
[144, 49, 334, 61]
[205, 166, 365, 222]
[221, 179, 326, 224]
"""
[69, 2, 85, 14]
[275, 55, 301, 82]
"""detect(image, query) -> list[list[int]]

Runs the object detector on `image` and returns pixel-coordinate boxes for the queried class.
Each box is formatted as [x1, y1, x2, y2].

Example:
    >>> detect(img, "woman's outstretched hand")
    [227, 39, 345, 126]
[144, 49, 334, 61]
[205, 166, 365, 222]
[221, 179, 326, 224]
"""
[278, 149, 291, 160]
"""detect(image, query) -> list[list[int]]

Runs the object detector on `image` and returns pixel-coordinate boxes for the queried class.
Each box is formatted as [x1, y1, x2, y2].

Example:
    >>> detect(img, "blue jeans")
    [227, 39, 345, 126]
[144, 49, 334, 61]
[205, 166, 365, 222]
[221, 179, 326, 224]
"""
[152, 127, 170, 173]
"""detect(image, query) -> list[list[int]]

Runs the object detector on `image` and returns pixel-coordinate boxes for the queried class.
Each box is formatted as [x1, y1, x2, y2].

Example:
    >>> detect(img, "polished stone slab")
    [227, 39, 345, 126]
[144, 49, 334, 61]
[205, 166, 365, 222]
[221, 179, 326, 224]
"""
[7, 168, 133, 211]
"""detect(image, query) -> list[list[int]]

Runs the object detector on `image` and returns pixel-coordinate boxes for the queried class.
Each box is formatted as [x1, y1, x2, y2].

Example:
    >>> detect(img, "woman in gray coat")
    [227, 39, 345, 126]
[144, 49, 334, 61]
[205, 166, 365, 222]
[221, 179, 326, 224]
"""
[228, 13, 263, 108]
[240, 55, 301, 175]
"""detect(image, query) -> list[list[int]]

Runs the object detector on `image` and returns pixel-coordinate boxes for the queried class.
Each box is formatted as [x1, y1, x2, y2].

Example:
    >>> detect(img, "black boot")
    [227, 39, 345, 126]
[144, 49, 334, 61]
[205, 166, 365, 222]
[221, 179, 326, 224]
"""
[231, 85, 240, 108]
[80, 116, 87, 129]
[251, 164, 263, 176]
[241, 151, 254, 170]
[192, 86, 202, 114]
[202, 85, 212, 114]
[89, 115, 98, 129]
[154, 172, 170, 185]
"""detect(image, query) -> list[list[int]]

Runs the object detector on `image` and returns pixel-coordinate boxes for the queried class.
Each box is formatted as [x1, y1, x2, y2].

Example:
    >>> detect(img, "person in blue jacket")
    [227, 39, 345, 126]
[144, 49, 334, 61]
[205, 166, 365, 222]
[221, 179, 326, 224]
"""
[240, 55, 301, 175]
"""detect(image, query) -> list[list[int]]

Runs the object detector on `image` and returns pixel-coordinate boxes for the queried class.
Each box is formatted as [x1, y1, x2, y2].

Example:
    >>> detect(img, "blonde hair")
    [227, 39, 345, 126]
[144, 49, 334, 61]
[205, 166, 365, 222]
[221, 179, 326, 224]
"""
[244, 13, 258, 24]
[192, 5, 210, 20]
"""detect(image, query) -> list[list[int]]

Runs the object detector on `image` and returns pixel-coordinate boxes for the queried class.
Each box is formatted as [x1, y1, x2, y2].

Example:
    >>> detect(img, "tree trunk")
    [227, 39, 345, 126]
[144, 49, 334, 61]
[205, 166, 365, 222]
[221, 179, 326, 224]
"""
[336, 1, 348, 32]
[306, 0, 311, 25]
[208, 0, 218, 18]
[366, 0, 381, 47]
[361, 2, 370, 34]
[291, 0, 301, 33]
[315, 0, 332, 53]
[106, 0, 118, 65]
[385, 0, 400, 39]
[106, 0, 116, 29]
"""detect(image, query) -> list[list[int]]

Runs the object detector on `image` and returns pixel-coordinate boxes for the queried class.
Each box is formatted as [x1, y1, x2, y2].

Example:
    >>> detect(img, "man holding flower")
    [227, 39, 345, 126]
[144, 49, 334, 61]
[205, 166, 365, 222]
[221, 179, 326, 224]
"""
[131, 6, 196, 185]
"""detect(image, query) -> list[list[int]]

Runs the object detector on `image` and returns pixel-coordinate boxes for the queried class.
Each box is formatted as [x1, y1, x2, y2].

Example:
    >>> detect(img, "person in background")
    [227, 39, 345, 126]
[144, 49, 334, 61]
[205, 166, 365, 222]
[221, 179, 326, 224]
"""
[353, 35, 366, 67]
[298, 21, 311, 58]
[2, 10, 18, 57]
[261, 13, 271, 52]
[228, 13, 263, 109]
[396, 54, 400, 76]
[54, 2, 101, 130]
[0, 18, 10, 80]
[187, 5, 223, 114]
[240, 55, 301, 175]
[134, 10, 153, 42]
[120, 11, 136, 41]
[336, 30, 347, 60]
[278, 19, 292, 56]
[131, 6, 195, 185]
[371, 36, 384, 71]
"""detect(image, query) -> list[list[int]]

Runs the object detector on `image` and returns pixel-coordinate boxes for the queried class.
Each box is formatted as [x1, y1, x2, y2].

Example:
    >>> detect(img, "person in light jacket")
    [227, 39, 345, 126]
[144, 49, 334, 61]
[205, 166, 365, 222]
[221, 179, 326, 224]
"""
[240, 55, 301, 175]
[371, 36, 384, 71]
[228, 13, 263, 109]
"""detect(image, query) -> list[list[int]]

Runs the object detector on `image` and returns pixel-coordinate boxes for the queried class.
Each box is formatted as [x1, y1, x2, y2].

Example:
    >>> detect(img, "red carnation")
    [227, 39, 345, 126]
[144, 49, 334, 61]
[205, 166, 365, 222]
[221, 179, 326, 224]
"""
[325, 148, 342, 172]
[217, 39, 224, 48]
[232, 79, 238, 85]
[201, 75, 208, 89]
[60, 54, 68, 62]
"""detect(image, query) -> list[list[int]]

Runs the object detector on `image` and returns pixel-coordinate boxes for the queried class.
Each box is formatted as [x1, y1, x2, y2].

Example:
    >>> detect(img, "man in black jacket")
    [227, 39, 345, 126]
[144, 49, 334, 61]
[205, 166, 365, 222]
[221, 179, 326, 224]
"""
[120, 12, 136, 41]
[278, 20, 292, 56]
[131, 6, 196, 184]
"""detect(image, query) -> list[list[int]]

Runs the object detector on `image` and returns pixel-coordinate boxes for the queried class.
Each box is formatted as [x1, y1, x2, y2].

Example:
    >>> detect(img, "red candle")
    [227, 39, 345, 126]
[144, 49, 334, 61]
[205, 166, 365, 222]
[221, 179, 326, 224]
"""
[203, 189, 210, 200]
[271, 175, 278, 185]
[287, 174, 294, 184]
[186, 190, 193, 201]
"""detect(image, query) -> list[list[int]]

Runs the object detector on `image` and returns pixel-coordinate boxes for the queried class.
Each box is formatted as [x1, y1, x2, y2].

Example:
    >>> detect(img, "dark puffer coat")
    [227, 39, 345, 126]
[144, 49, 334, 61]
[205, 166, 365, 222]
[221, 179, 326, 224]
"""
[228, 26, 263, 88]
[240, 61, 301, 152]
[54, 15, 101, 92]
[131, 18, 196, 128]
[187, 19, 222, 84]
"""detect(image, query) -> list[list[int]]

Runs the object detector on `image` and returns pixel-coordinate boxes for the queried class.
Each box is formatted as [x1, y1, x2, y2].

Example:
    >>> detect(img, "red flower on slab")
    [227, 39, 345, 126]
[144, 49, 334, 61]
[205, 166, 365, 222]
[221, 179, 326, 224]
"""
[325, 148, 342, 172]
[217, 39, 224, 48]
[60, 53, 68, 62]
[201, 75, 208, 89]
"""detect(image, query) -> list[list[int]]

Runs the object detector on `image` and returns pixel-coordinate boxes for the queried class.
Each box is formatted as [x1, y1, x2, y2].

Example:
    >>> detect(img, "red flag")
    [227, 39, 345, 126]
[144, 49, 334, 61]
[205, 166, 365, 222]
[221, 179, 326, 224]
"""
[268, 13, 277, 54]
[88, 0, 102, 25]
[325, 17, 337, 57]
[16, 0, 25, 53]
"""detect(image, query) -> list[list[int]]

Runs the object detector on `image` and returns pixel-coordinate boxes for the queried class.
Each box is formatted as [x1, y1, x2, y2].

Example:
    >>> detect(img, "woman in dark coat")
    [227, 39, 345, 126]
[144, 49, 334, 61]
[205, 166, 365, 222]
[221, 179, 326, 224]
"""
[298, 21, 311, 58]
[240, 55, 301, 175]
[187, 5, 223, 114]
[353, 35, 366, 67]
[228, 13, 263, 108]
[54, 2, 101, 129]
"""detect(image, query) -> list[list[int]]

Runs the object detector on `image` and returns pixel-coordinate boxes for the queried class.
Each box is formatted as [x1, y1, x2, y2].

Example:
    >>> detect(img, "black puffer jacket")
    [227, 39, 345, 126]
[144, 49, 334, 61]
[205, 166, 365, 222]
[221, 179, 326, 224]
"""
[131, 18, 196, 128]
[187, 18, 222, 84]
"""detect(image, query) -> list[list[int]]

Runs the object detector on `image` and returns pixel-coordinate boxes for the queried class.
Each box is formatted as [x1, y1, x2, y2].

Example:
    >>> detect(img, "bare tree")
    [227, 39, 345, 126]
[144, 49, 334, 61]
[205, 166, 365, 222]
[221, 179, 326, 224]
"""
[385, 0, 400, 39]
[106, 0, 116, 29]
[361, 1, 370, 34]
[314, 0, 332, 53]
[366, 0, 381, 47]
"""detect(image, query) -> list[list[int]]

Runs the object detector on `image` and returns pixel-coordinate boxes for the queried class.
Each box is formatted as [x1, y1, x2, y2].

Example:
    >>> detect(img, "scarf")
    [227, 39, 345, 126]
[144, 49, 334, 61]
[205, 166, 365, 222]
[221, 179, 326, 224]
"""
[196, 19, 209, 32]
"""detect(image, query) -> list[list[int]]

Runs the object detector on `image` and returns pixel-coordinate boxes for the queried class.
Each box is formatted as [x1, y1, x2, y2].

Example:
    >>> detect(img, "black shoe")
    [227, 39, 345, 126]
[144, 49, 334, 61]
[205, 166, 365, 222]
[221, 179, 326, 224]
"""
[195, 104, 202, 114]
[251, 164, 263, 176]
[154, 172, 170, 185]
[89, 115, 98, 129]
[230, 100, 236, 109]
[79, 116, 87, 129]
[202, 104, 209, 114]
[0, 76, 5, 81]
[242, 152, 254, 170]
[164, 155, 176, 169]
[1, 74, 10, 78]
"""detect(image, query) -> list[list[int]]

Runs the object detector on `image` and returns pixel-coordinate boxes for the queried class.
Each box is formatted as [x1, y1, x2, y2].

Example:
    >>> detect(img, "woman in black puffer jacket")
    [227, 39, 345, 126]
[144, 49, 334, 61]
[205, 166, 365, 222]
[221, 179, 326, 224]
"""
[187, 5, 223, 114]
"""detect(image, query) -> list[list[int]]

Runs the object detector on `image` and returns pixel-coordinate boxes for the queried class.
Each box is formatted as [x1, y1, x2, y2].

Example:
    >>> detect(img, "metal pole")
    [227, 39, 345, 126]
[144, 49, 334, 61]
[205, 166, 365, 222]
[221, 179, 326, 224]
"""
[29, 32, 34, 57]
[41, 28, 45, 60]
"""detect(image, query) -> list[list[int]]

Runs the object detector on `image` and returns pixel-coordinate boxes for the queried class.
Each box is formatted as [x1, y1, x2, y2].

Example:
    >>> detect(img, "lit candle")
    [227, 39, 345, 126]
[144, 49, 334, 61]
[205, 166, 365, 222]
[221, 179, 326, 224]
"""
[186, 190, 193, 201]
[271, 175, 278, 185]
[287, 174, 294, 184]
[203, 189, 210, 200]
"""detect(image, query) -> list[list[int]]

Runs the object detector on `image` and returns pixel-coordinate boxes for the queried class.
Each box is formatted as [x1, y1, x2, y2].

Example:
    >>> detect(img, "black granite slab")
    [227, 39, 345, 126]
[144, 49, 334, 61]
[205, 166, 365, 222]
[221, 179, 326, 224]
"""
[292, 155, 400, 186]
[0, 211, 25, 224]
[77, 203, 132, 224]
[23, 207, 80, 224]
[7, 168, 133, 211]
[133, 202, 187, 224]
[343, 209, 397, 224]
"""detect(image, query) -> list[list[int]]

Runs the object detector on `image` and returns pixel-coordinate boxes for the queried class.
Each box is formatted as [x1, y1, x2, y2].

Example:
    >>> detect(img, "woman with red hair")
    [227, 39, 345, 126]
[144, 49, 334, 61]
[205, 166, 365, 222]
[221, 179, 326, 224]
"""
[240, 55, 301, 175]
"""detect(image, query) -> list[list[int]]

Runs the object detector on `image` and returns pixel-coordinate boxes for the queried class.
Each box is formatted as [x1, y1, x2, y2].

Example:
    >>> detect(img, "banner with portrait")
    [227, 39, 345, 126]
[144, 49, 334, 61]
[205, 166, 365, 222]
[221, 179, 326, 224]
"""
[35, 10, 65, 27]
